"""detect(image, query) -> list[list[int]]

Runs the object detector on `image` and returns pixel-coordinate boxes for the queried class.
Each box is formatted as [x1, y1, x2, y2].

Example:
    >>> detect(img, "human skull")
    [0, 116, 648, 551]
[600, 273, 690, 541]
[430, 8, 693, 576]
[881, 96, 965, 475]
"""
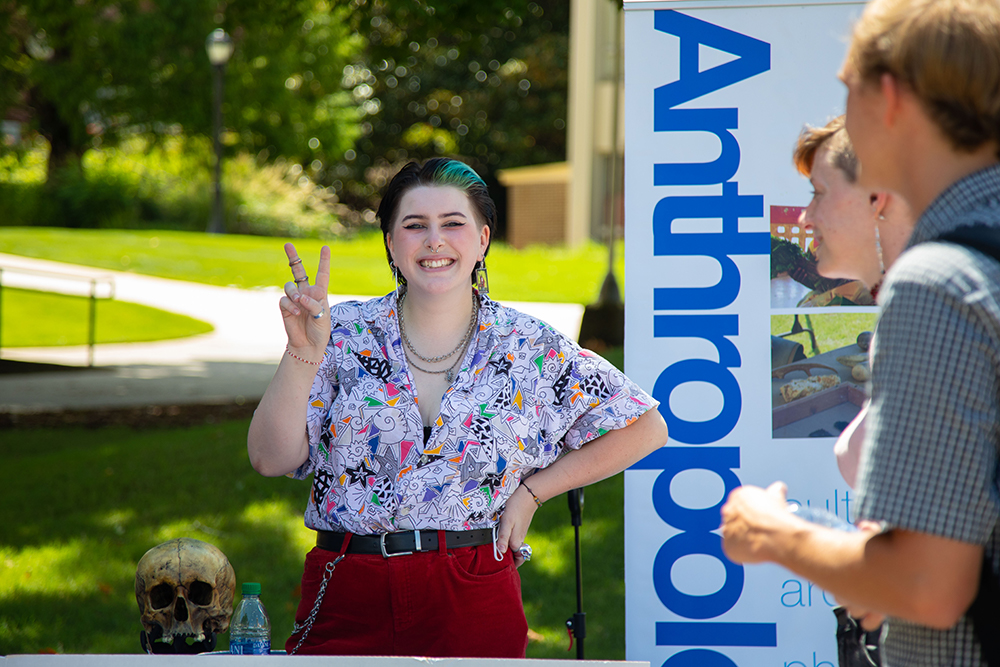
[135, 538, 235, 648]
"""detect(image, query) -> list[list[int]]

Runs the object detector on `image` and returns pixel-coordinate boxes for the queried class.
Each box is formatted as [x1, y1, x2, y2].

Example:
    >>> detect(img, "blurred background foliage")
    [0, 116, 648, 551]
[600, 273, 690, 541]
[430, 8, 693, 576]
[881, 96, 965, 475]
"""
[335, 0, 569, 234]
[0, 0, 570, 237]
[0, 0, 361, 181]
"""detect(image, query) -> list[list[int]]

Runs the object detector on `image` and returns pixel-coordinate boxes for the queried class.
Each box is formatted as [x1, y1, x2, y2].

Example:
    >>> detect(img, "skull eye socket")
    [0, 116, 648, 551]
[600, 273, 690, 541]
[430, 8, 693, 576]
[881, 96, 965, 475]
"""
[150, 584, 175, 609]
[188, 580, 214, 606]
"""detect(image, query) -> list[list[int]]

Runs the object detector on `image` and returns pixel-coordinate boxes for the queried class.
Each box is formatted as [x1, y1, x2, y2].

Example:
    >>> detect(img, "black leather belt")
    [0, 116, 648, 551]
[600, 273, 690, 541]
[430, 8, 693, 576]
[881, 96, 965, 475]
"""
[316, 529, 494, 558]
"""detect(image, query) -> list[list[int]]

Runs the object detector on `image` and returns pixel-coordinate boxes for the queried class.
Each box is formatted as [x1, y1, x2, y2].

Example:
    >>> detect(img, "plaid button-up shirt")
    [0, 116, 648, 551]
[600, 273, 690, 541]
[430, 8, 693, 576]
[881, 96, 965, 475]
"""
[857, 164, 1000, 666]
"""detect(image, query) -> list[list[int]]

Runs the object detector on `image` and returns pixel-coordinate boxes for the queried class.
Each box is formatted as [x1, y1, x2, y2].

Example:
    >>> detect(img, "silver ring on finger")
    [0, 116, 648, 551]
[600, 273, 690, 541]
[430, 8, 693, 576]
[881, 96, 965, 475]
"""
[313, 307, 325, 320]
[294, 277, 308, 284]
[518, 544, 532, 562]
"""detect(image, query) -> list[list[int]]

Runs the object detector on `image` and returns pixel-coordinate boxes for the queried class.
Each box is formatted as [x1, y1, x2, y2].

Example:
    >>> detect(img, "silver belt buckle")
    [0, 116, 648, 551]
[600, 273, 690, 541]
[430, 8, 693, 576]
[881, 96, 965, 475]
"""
[380, 531, 417, 558]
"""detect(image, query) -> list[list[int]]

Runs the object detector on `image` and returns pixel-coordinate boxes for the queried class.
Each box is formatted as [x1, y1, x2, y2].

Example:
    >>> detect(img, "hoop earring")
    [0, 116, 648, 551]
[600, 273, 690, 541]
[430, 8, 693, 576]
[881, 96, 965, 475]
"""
[474, 259, 489, 296]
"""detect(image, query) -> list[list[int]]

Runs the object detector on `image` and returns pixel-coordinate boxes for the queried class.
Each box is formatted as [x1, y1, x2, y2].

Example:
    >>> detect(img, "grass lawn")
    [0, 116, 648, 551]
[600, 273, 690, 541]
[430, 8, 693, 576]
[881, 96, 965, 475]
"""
[0, 228, 623, 305]
[771, 312, 878, 356]
[0, 418, 628, 659]
[1, 288, 213, 347]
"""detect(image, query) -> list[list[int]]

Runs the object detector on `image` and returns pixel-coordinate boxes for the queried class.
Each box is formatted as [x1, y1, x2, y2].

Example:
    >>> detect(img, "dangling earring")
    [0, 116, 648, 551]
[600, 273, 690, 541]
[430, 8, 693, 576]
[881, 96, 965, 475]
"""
[474, 259, 489, 296]
[869, 222, 886, 301]
[874, 222, 885, 275]
[393, 264, 401, 299]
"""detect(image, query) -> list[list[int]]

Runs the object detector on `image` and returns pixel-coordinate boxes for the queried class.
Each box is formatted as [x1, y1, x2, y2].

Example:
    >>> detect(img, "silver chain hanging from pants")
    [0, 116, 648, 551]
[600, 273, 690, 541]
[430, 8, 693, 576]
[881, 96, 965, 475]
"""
[288, 555, 343, 655]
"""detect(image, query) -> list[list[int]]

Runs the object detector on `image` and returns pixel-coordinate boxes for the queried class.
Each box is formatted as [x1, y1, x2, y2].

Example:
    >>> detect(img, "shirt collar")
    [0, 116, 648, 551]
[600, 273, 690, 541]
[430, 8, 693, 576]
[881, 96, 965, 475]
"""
[908, 162, 1000, 248]
[357, 291, 397, 326]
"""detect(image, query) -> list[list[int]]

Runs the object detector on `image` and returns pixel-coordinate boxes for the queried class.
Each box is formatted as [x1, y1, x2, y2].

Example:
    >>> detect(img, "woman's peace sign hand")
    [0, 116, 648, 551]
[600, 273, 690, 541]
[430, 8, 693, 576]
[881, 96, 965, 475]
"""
[280, 243, 331, 358]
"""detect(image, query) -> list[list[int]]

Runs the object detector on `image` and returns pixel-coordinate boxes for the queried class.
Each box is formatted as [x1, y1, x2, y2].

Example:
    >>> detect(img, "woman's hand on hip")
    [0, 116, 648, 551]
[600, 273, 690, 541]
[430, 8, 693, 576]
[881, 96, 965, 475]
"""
[496, 484, 538, 568]
[281, 243, 331, 355]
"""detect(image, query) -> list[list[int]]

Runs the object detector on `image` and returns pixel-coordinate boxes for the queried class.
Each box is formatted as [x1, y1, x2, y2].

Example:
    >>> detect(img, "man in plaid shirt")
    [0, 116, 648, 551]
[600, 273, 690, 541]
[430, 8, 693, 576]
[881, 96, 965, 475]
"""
[721, 0, 1000, 664]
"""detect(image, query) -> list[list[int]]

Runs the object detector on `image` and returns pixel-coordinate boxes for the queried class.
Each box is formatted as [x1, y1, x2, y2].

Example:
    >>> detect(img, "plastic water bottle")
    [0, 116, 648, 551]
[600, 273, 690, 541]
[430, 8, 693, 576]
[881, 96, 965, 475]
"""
[787, 502, 857, 532]
[229, 582, 271, 655]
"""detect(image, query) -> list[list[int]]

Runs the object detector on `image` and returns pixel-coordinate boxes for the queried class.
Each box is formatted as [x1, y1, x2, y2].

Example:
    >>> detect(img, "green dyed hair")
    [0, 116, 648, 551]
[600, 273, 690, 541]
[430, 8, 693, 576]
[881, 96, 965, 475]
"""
[434, 159, 487, 190]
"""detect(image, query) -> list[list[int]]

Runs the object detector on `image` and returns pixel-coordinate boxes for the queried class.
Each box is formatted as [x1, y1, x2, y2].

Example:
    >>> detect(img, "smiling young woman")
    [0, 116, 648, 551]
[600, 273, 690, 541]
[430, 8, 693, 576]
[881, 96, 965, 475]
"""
[247, 157, 669, 658]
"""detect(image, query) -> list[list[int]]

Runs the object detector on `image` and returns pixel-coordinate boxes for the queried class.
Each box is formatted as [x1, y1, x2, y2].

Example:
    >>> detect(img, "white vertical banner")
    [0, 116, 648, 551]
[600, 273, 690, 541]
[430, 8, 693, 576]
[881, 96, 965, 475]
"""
[623, 1, 869, 667]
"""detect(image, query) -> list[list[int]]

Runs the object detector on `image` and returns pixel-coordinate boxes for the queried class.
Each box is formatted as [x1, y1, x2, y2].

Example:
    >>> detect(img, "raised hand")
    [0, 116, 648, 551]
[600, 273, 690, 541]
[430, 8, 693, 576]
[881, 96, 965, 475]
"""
[720, 481, 794, 564]
[280, 243, 331, 359]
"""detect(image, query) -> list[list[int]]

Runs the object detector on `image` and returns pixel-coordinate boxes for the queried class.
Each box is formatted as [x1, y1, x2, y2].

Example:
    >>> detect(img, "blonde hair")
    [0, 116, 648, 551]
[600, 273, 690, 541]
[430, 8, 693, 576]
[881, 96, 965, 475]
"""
[846, 0, 1000, 153]
[793, 115, 859, 182]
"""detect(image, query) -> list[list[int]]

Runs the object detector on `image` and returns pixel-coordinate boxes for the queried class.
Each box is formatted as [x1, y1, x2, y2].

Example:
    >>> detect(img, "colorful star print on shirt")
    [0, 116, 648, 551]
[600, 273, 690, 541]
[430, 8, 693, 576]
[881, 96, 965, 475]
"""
[292, 292, 658, 534]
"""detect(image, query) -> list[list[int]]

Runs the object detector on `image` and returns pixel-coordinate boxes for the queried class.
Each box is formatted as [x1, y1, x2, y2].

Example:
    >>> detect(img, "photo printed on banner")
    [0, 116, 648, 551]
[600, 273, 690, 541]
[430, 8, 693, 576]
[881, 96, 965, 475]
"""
[769, 313, 876, 439]
[770, 206, 877, 309]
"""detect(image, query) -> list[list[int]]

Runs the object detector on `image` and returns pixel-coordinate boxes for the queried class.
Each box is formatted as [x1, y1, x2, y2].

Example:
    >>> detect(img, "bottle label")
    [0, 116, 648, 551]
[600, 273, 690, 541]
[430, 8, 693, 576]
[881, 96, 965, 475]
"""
[230, 638, 270, 655]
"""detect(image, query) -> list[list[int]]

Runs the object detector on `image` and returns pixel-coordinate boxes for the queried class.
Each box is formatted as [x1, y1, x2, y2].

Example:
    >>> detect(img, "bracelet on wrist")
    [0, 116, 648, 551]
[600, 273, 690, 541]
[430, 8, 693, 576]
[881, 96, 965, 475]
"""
[520, 480, 543, 507]
[285, 345, 322, 366]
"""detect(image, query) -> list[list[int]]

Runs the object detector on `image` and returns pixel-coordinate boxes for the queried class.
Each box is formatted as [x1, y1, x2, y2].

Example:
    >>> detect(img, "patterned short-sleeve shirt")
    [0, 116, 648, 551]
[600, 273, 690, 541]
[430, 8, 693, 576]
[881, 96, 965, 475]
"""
[857, 164, 1000, 666]
[292, 292, 657, 534]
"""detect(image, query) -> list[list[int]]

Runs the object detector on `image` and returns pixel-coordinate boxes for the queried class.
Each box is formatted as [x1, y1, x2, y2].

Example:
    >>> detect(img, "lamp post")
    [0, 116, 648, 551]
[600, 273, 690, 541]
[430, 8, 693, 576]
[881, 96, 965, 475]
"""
[205, 28, 233, 234]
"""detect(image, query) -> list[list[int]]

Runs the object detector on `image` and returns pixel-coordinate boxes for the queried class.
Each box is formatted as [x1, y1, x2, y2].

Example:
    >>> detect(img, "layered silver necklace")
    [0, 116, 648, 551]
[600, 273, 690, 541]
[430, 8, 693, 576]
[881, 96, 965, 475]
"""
[398, 292, 479, 383]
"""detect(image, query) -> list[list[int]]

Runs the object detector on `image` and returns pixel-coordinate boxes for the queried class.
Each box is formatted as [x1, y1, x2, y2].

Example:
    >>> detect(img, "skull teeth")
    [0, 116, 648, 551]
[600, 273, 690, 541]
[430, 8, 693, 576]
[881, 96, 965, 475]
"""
[161, 632, 207, 643]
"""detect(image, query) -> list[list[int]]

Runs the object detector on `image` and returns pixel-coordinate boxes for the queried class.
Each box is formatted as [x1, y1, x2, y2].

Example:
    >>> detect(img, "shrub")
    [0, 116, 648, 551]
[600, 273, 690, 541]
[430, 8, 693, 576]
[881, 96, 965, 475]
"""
[0, 142, 47, 226]
[0, 181, 44, 226]
[0, 136, 351, 237]
[225, 154, 347, 238]
[48, 163, 142, 229]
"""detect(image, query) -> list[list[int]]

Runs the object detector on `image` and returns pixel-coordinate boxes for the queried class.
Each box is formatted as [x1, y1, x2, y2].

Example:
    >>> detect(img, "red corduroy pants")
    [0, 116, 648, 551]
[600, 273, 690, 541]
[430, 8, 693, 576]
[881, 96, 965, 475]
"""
[285, 538, 528, 657]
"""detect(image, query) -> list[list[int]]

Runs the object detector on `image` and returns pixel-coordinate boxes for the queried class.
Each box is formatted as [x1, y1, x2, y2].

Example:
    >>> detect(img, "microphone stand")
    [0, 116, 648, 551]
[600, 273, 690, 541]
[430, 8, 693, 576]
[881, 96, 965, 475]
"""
[566, 487, 586, 659]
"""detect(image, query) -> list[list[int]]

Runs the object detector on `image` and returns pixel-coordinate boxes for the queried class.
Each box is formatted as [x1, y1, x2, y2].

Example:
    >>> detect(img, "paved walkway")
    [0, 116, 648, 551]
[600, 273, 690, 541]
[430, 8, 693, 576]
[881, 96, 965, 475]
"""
[0, 253, 584, 416]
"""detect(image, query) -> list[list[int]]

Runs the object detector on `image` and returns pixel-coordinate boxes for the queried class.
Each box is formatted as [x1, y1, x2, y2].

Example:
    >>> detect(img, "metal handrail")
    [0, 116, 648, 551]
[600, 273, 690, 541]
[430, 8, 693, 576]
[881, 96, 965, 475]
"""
[0, 265, 116, 367]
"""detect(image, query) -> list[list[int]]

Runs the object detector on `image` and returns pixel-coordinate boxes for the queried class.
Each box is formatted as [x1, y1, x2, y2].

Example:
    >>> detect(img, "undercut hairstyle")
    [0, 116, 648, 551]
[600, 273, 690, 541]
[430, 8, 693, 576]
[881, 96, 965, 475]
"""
[793, 115, 860, 182]
[376, 158, 497, 282]
[847, 0, 1000, 155]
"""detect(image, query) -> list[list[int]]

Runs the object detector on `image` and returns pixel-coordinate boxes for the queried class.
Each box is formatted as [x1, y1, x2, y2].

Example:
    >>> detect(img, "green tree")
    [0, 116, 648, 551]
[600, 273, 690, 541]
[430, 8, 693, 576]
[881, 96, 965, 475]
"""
[0, 0, 361, 183]
[330, 0, 570, 221]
